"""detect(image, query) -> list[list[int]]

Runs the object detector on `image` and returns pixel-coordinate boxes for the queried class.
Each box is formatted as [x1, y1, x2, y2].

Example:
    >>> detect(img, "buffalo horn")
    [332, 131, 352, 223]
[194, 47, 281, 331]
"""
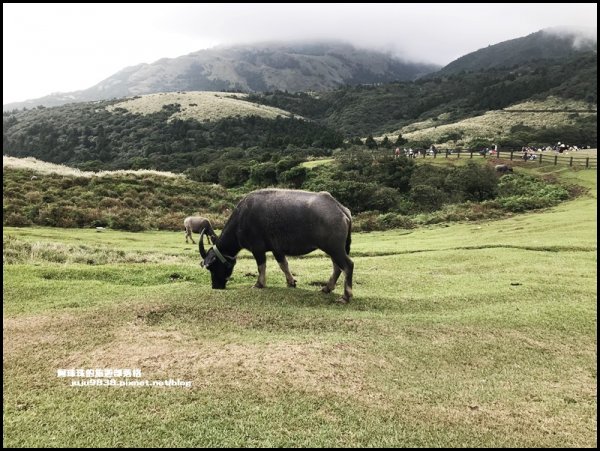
[199, 228, 208, 259]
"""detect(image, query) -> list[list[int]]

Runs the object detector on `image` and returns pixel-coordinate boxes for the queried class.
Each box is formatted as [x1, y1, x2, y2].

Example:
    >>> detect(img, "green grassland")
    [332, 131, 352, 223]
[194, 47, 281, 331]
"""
[3, 168, 597, 447]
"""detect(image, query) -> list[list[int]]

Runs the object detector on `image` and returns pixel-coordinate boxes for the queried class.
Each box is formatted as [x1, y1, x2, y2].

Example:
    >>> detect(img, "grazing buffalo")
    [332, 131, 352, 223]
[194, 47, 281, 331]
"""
[184, 216, 216, 244]
[494, 164, 513, 174]
[199, 189, 354, 302]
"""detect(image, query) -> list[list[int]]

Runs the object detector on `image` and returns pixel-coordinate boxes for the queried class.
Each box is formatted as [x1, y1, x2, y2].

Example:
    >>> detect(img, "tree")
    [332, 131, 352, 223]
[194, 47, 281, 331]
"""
[249, 162, 278, 187]
[218, 164, 250, 188]
[278, 166, 307, 188]
[95, 124, 111, 162]
[395, 134, 407, 146]
[365, 134, 378, 149]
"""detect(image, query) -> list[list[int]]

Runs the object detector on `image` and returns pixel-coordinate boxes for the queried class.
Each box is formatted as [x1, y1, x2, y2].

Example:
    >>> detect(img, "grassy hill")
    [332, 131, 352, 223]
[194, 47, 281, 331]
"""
[382, 97, 597, 147]
[2, 96, 342, 172]
[2, 157, 238, 231]
[3, 152, 582, 234]
[106, 91, 300, 122]
[3, 166, 596, 447]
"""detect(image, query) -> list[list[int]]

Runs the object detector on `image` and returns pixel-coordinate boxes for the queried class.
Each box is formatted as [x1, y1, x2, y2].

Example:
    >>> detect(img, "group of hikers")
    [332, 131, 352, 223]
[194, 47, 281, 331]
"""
[394, 145, 439, 159]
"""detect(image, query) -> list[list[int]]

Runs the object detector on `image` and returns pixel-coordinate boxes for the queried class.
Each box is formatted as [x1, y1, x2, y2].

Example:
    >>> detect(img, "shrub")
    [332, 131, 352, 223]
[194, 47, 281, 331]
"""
[109, 213, 145, 232]
[4, 212, 31, 227]
[409, 184, 446, 212]
[444, 162, 498, 202]
[376, 213, 415, 230]
[278, 166, 307, 188]
[156, 212, 186, 231]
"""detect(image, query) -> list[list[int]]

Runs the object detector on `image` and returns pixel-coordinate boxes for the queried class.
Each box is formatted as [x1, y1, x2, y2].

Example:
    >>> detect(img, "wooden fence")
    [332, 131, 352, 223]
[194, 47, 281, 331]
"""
[404, 149, 597, 169]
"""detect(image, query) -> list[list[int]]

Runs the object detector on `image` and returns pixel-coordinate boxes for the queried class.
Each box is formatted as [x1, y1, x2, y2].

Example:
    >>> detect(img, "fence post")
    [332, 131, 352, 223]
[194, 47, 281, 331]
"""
[445, 150, 448, 158]
[457, 150, 460, 159]
[586, 157, 589, 168]
[539, 154, 543, 164]
[470, 151, 473, 159]
[554, 155, 558, 166]
[510, 151, 514, 160]
[569, 156, 573, 167]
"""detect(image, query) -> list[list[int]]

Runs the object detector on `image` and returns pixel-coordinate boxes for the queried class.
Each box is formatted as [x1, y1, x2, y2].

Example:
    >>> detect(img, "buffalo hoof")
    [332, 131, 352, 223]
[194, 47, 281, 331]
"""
[288, 280, 297, 288]
[335, 297, 349, 304]
[252, 283, 265, 289]
[321, 286, 332, 294]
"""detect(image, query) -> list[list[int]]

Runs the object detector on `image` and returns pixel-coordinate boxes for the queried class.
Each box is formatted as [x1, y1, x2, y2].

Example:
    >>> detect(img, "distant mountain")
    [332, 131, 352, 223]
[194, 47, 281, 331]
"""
[247, 50, 597, 137]
[3, 41, 439, 111]
[437, 28, 597, 75]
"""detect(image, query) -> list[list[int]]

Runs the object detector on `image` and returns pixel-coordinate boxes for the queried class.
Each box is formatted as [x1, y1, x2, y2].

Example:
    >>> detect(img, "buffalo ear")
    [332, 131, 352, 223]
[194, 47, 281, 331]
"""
[203, 253, 217, 269]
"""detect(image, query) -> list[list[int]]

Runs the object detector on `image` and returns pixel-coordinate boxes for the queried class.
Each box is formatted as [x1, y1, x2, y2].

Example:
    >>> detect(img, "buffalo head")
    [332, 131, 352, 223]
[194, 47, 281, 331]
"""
[199, 228, 236, 289]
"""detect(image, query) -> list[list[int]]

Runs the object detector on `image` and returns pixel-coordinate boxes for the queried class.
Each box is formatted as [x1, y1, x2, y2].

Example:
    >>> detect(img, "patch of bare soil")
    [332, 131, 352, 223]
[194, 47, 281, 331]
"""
[59, 322, 384, 403]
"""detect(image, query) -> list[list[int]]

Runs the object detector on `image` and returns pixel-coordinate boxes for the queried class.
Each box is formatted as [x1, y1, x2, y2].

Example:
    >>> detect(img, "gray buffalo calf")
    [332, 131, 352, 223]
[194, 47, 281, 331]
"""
[495, 164, 513, 174]
[199, 189, 354, 303]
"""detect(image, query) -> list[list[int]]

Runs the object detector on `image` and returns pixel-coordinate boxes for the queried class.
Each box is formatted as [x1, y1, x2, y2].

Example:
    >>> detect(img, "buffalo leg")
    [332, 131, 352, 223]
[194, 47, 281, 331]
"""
[253, 252, 267, 288]
[273, 253, 296, 287]
[322, 262, 341, 293]
[185, 228, 195, 244]
[331, 254, 353, 302]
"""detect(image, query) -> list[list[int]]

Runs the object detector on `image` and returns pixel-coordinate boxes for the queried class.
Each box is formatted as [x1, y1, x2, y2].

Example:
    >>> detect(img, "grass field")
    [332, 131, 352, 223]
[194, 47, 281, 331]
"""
[3, 168, 597, 447]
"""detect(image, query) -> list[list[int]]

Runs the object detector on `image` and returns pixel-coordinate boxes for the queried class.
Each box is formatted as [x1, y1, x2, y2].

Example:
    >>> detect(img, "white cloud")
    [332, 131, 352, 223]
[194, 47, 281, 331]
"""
[3, 3, 597, 104]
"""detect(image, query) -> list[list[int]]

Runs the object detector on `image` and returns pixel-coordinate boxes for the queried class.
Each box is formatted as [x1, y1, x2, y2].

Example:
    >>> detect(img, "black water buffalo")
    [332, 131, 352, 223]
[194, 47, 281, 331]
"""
[199, 189, 354, 302]
[184, 216, 216, 244]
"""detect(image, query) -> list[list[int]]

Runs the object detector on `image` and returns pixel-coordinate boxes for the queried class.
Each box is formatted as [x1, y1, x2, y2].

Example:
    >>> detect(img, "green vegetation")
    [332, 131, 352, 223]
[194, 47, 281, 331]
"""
[4, 51, 595, 179]
[303, 150, 573, 228]
[3, 36, 597, 445]
[3, 100, 342, 172]
[249, 51, 597, 139]
[3, 167, 596, 447]
[3, 154, 577, 232]
[438, 29, 597, 75]
[2, 166, 237, 231]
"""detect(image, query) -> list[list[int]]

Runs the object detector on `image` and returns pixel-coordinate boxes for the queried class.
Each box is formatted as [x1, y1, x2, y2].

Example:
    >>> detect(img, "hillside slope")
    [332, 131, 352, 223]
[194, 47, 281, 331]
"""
[3, 41, 439, 111]
[388, 97, 597, 147]
[437, 28, 596, 75]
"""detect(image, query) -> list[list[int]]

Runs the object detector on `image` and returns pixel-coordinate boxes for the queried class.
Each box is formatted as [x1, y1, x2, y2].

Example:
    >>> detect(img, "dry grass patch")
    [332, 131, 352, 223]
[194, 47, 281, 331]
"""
[61, 323, 378, 402]
[4, 304, 384, 405]
[3, 235, 188, 265]
[378, 97, 597, 147]
[106, 91, 299, 123]
[3, 156, 183, 178]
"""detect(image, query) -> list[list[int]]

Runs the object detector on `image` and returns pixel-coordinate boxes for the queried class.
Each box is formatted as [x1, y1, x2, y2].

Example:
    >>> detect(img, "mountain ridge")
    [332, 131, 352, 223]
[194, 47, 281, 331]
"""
[3, 41, 439, 111]
[437, 28, 596, 75]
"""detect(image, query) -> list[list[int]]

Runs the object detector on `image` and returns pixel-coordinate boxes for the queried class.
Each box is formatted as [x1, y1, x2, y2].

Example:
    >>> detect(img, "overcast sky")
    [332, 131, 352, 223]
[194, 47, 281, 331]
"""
[3, 3, 597, 104]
